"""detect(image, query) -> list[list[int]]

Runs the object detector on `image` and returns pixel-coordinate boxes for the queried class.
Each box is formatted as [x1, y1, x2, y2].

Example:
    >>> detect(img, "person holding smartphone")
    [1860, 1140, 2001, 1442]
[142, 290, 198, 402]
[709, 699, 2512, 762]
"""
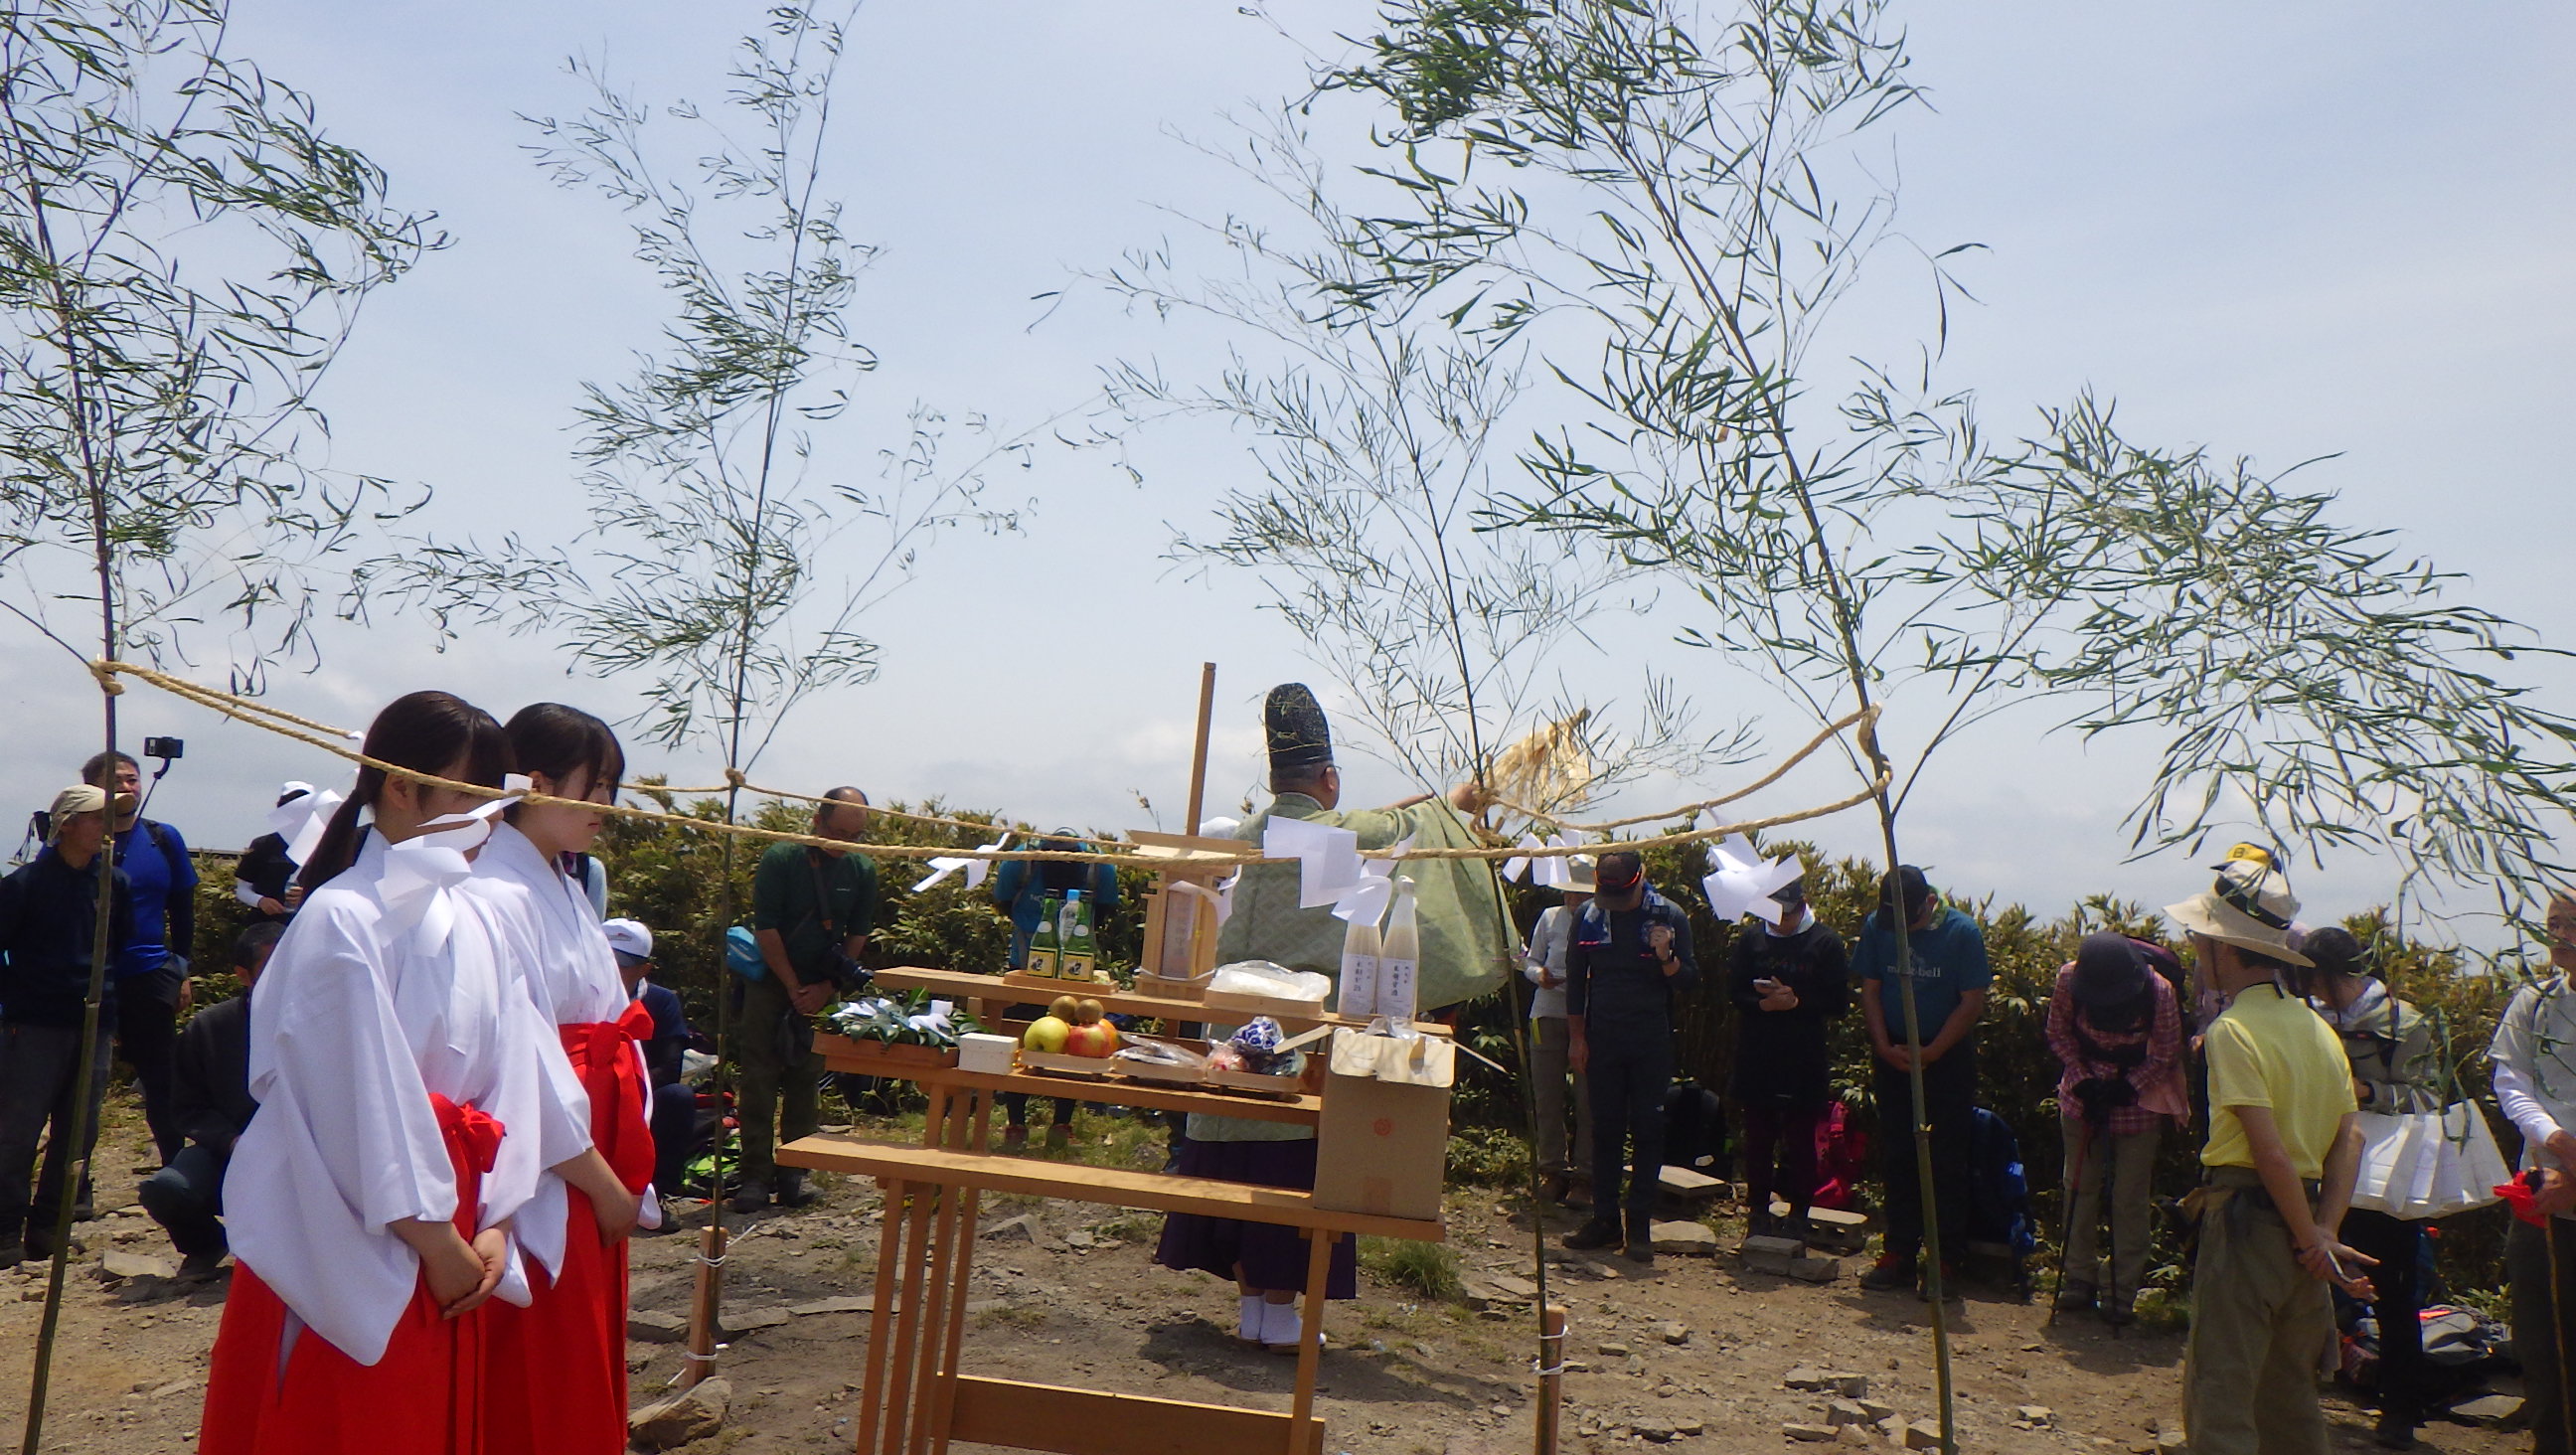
[1726, 876, 1850, 1240]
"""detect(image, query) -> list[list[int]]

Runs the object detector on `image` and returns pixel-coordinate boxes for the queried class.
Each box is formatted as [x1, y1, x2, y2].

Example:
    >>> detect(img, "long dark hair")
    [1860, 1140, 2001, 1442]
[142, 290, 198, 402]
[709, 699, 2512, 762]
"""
[502, 703, 624, 819]
[297, 691, 514, 892]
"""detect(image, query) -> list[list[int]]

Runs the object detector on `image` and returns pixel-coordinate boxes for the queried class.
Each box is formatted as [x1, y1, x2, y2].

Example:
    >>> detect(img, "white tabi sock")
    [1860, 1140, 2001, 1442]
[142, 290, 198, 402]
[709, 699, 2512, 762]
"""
[1259, 1299, 1302, 1347]
[1237, 1294, 1265, 1341]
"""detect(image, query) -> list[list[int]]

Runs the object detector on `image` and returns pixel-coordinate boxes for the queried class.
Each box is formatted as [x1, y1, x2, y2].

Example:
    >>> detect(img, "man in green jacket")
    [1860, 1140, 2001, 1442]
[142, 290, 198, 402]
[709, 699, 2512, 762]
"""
[735, 786, 880, 1213]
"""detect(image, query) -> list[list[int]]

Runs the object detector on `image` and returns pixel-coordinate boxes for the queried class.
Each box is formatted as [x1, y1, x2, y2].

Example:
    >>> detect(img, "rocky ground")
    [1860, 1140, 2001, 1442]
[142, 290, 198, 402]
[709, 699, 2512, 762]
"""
[0, 1099, 2533, 1454]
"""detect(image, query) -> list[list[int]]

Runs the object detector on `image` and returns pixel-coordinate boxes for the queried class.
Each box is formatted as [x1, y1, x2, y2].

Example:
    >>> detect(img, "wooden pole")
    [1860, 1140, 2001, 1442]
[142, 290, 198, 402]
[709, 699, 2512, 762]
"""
[681, 1223, 725, 1389]
[1535, 1302, 1565, 1455]
[1184, 662, 1216, 835]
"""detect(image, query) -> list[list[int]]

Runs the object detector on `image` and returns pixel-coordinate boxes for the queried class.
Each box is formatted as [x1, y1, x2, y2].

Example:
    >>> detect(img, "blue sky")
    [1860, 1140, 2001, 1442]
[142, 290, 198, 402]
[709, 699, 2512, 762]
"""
[4, 1, 2568, 941]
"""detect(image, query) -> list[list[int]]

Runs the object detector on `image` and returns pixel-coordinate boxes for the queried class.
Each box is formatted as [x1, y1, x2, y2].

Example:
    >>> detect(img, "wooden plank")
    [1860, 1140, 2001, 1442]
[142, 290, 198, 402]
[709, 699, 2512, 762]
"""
[810, 1051, 1324, 1127]
[948, 1374, 1322, 1455]
[779, 1135, 1443, 1242]
[873, 966, 1450, 1038]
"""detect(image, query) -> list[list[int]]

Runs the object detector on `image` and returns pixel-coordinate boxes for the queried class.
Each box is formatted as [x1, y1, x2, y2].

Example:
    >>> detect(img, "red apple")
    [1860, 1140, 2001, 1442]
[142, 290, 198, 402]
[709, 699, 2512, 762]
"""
[1063, 1021, 1121, 1057]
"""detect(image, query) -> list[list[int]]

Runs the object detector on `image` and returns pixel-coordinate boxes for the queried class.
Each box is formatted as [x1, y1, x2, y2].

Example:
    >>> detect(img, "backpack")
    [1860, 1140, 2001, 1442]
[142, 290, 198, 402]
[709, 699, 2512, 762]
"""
[1810, 1100, 1870, 1212]
[1662, 1080, 1728, 1176]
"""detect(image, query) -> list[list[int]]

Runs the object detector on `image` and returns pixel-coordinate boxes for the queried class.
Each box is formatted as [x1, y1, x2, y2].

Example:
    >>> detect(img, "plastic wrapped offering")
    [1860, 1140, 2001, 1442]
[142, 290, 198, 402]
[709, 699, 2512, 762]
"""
[1208, 960, 1331, 1004]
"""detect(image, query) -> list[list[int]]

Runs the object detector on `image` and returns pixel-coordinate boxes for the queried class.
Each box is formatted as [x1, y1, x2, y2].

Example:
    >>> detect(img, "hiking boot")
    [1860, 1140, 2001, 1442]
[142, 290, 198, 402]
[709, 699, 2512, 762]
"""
[177, 1250, 229, 1283]
[1045, 1125, 1070, 1151]
[727, 1180, 772, 1215]
[0, 1242, 21, 1271]
[2371, 1411, 2417, 1449]
[1001, 1125, 1030, 1151]
[1858, 1253, 1917, 1292]
[1539, 1174, 1570, 1208]
[1916, 1262, 1961, 1301]
[2053, 1280, 2098, 1313]
[1624, 1223, 1655, 1265]
[775, 1170, 819, 1210]
[2099, 1302, 2137, 1328]
[1562, 1218, 1623, 1251]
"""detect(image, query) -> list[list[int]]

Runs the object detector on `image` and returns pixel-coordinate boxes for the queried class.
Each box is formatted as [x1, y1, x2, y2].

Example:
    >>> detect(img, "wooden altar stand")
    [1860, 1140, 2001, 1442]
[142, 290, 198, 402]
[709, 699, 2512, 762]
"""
[779, 970, 1447, 1455]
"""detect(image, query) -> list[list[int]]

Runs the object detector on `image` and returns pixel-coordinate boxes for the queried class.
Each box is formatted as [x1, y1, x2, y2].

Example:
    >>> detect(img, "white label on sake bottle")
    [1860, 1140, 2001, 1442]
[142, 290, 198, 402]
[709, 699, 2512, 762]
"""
[1340, 950, 1380, 1019]
[1378, 957, 1418, 1024]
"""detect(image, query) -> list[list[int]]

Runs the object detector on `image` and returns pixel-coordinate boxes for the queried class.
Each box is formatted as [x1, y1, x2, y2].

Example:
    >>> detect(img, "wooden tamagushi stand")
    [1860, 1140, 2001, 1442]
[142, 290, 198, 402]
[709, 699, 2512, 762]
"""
[778, 665, 1450, 1455]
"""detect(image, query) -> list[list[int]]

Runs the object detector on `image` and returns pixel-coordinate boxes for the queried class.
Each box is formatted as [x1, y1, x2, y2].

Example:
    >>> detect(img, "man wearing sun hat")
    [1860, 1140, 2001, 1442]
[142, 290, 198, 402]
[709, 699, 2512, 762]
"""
[0, 786, 134, 1264]
[2171, 845, 2374, 1455]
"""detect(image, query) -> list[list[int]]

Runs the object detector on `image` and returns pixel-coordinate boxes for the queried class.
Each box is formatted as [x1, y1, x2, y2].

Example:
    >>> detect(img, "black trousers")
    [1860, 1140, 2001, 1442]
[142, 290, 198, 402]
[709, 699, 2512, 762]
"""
[2509, 1215, 2576, 1455]
[113, 971, 183, 1165]
[1872, 1043, 1977, 1262]
[649, 1082, 702, 1198]
[1586, 1027, 1674, 1220]
[137, 1143, 227, 1257]
[0, 1021, 112, 1243]
[2342, 1209, 2427, 1420]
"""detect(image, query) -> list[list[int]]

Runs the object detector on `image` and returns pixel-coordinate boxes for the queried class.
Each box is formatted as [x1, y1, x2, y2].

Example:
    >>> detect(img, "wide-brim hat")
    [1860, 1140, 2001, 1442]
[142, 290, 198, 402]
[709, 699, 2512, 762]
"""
[2166, 844, 2311, 968]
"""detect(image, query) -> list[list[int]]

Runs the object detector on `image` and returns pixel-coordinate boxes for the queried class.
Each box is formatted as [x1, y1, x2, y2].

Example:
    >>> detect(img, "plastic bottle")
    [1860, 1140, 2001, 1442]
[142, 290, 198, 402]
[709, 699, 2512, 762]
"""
[1058, 889, 1097, 982]
[1338, 905, 1382, 1020]
[1376, 876, 1420, 1025]
[1027, 893, 1062, 978]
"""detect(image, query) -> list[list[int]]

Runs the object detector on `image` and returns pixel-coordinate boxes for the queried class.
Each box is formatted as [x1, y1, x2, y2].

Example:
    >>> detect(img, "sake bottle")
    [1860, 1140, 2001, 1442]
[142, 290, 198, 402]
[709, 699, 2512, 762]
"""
[1027, 893, 1062, 978]
[1377, 876, 1420, 1025]
[1338, 904, 1382, 1020]
[1059, 889, 1097, 982]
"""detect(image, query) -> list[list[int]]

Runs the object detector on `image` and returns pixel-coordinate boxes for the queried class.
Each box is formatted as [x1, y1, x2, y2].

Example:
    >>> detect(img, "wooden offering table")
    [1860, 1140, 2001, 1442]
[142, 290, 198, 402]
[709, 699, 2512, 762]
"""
[779, 1023, 1444, 1455]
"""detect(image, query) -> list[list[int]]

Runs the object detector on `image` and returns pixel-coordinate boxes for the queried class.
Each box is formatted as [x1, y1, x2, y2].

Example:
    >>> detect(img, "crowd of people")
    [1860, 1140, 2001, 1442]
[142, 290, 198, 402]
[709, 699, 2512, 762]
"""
[0, 681, 2572, 1455]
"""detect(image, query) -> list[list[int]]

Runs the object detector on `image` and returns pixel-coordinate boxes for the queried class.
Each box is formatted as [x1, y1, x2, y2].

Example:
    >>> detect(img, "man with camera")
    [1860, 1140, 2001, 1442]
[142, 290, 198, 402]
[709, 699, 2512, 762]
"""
[0, 786, 133, 1264]
[735, 786, 879, 1213]
[82, 748, 197, 1169]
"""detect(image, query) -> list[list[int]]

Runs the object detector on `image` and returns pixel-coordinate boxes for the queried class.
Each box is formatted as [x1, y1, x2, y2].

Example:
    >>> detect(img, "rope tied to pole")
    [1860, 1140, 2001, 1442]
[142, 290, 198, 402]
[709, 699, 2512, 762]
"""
[87, 660, 1890, 869]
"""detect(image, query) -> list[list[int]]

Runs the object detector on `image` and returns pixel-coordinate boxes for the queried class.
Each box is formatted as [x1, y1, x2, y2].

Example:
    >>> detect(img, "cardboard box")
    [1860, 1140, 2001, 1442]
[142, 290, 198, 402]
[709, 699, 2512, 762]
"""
[1314, 1030, 1455, 1221]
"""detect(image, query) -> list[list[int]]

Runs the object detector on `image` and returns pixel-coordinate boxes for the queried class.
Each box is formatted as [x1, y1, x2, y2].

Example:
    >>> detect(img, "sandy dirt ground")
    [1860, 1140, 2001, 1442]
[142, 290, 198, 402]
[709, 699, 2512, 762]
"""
[0, 1100, 2530, 1454]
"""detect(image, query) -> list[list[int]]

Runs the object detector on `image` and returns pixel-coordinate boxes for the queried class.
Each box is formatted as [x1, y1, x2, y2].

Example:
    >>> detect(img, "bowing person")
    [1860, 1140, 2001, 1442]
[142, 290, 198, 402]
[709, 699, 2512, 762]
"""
[200, 692, 593, 1455]
[476, 704, 652, 1453]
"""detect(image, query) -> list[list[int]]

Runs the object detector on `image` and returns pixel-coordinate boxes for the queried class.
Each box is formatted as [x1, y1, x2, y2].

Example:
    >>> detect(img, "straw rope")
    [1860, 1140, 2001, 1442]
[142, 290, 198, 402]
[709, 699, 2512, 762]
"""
[89, 660, 1884, 866]
[1490, 705, 1879, 832]
[641, 772, 1009, 836]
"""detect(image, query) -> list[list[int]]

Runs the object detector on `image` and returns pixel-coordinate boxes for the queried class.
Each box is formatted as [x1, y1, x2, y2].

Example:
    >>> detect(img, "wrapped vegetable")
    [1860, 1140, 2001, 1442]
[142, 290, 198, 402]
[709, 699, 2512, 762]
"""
[825, 989, 980, 1048]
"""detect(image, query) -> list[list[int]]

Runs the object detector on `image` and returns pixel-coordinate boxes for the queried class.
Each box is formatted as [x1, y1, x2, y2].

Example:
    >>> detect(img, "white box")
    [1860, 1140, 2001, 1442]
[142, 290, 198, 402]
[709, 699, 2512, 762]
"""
[958, 1033, 1018, 1074]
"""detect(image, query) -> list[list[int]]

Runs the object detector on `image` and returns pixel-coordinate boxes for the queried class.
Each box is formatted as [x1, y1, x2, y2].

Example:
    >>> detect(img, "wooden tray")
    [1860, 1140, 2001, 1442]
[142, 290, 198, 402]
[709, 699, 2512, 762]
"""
[1204, 1062, 1306, 1097]
[1018, 1049, 1120, 1079]
[814, 1033, 959, 1070]
[1201, 989, 1334, 1022]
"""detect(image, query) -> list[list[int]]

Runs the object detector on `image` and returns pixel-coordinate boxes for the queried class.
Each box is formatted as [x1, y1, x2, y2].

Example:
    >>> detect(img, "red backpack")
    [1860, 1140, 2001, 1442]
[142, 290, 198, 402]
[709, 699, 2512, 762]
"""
[1810, 1099, 1871, 1212]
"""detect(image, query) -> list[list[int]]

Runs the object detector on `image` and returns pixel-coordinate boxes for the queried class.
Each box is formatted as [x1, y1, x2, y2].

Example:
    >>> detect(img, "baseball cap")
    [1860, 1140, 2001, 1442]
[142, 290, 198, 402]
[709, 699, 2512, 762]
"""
[1877, 865, 1933, 922]
[601, 917, 655, 965]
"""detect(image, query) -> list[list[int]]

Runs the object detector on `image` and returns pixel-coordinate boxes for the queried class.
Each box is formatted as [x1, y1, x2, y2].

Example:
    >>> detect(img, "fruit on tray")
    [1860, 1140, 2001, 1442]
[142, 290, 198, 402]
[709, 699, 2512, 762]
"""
[1061, 998, 1121, 1057]
[1022, 1014, 1071, 1054]
[1049, 995, 1081, 1021]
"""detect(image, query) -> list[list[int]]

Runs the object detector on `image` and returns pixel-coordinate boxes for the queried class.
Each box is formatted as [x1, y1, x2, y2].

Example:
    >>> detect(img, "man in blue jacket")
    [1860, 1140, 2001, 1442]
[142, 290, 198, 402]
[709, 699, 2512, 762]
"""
[1565, 849, 1697, 1264]
[0, 785, 132, 1264]
[989, 830, 1119, 1148]
[82, 751, 197, 1166]
[1855, 865, 1992, 1295]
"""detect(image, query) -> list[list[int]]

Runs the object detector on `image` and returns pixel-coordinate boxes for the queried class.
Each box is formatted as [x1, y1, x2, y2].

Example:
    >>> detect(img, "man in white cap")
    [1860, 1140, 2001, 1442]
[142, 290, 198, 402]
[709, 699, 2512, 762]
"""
[1524, 854, 1596, 1207]
[603, 918, 702, 1215]
[0, 786, 133, 1264]
[2169, 845, 2373, 1455]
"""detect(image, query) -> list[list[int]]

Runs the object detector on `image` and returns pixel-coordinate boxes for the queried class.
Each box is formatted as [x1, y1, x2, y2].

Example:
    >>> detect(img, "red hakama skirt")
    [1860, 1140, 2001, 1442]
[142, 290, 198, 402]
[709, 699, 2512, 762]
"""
[482, 1005, 657, 1454]
[200, 1096, 505, 1455]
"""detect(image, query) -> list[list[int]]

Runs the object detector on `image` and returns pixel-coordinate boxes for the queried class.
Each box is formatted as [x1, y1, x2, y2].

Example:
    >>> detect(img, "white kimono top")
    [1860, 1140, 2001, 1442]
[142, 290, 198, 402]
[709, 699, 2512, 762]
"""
[473, 822, 659, 1264]
[225, 826, 592, 1366]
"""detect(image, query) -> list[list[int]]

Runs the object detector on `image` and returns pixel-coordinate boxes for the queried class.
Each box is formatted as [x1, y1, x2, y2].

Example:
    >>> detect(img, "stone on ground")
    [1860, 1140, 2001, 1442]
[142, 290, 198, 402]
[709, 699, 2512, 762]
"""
[1650, 1221, 1718, 1255]
[1782, 1424, 1839, 1443]
[629, 1377, 729, 1451]
[1903, 1419, 1944, 1450]
[627, 1309, 689, 1344]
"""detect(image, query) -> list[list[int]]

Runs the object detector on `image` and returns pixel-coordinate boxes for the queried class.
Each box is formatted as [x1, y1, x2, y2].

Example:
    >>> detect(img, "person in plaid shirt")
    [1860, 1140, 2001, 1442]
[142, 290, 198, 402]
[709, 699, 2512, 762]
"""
[2045, 932, 2186, 1324]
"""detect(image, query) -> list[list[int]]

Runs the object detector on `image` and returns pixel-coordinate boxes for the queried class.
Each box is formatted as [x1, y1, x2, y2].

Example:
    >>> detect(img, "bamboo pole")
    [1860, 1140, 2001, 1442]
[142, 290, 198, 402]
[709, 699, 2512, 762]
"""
[1185, 663, 1216, 834]
[1535, 1303, 1565, 1455]
[681, 1223, 725, 1390]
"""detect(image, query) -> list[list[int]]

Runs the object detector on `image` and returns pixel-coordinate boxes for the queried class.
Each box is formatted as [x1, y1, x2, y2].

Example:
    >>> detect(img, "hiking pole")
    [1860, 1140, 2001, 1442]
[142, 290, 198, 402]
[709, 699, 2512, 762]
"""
[2549, 1205, 2575, 1455]
[2046, 1114, 2094, 1330]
